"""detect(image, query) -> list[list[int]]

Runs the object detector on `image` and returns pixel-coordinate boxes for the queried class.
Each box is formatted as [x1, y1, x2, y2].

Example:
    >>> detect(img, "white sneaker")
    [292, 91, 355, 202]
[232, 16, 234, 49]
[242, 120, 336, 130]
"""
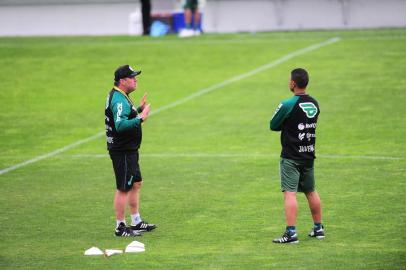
[194, 29, 201, 36]
[178, 29, 194, 38]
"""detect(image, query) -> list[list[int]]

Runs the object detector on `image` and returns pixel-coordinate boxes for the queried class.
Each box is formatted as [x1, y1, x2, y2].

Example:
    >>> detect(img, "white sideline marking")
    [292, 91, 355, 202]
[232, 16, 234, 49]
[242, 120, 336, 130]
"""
[0, 38, 340, 176]
[67, 153, 405, 161]
[0, 133, 104, 175]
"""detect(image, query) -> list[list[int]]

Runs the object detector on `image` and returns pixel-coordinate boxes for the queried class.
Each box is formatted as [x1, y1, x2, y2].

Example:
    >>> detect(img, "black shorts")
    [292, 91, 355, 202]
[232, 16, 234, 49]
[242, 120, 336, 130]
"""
[109, 152, 142, 192]
[183, 0, 199, 11]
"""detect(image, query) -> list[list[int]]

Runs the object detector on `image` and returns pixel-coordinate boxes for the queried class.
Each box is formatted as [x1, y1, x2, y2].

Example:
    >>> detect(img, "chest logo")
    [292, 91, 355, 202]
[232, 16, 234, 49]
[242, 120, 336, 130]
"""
[299, 102, 318, 118]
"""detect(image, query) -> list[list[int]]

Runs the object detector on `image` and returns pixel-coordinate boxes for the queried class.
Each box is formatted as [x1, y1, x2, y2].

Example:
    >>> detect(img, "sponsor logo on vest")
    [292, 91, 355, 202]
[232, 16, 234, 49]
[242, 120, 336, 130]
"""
[298, 133, 305, 140]
[298, 123, 317, 130]
[107, 136, 114, 144]
[298, 145, 315, 153]
[116, 103, 123, 122]
[306, 133, 316, 141]
[299, 103, 318, 118]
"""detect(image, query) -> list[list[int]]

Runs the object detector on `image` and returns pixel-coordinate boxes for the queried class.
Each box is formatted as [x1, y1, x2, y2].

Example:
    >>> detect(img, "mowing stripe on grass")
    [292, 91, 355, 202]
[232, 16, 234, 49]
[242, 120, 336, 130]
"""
[0, 37, 340, 176]
[67, 153, 404, 160]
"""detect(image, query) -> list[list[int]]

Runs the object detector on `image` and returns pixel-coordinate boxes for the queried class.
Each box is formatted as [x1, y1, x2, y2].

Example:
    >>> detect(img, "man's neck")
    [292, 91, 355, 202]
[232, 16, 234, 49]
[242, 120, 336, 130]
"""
[293, 88, 306, 95]
[114, 86, 129, 95]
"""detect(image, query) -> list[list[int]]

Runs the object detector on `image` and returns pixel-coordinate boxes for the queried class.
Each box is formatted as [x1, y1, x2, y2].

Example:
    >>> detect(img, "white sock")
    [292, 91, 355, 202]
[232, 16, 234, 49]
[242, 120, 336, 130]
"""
[116, 220, 126, 228]
[131, 213, 142, 226]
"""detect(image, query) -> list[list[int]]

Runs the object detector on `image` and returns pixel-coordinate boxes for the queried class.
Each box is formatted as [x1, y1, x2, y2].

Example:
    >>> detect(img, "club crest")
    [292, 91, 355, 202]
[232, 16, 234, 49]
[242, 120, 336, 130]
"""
[299, 102, 318, 118]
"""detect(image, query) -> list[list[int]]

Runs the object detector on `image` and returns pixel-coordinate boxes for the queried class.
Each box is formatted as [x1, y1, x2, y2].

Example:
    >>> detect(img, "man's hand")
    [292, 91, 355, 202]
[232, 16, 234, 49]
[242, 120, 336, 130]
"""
[139, 104, 151, 122]
[140, 93, 148, 110]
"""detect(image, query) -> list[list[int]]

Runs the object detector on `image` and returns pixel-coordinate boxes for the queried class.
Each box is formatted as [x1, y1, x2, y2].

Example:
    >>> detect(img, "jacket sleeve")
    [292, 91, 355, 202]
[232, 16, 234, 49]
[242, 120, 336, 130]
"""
[270, 102, 290, 131]
[111, 93, 141, 133]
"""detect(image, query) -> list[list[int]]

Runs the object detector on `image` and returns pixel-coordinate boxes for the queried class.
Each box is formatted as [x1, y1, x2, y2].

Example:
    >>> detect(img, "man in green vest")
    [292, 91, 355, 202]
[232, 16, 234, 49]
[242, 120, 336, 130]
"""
[105, 64, 156, 236]
[270, 68, 324, 244]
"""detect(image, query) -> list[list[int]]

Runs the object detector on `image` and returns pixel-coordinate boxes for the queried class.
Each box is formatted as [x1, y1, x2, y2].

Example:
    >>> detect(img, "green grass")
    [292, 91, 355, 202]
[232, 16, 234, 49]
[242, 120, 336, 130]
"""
[1, 28, 406, 269]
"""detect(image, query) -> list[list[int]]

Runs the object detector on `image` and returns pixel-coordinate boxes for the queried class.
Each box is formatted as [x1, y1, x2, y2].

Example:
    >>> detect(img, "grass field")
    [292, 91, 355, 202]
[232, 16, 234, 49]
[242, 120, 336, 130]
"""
[1, 28, 406, 269]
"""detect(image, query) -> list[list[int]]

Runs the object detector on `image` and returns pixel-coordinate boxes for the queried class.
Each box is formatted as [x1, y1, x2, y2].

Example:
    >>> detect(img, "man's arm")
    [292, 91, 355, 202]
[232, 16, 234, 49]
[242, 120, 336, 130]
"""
[270, 96, 298, 131]
[270, 103, 287, 131]
[111, 94, 142, 133]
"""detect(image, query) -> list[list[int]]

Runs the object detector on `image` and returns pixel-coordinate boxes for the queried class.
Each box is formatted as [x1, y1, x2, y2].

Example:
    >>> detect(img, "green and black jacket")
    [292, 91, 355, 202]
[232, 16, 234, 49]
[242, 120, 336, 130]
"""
[270, 94, 320, 160]
[105, 87, 143, 153]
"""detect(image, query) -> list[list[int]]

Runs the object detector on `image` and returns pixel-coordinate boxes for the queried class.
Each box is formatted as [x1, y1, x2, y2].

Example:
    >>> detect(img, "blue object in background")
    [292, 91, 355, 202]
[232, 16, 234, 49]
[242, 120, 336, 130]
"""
[172, 12, 203, 33]
[150, 20, 170, 37]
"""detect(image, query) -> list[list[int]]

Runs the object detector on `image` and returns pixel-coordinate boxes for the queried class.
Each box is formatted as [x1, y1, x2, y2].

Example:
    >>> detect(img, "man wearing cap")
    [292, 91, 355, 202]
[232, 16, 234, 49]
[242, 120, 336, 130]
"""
[105, 64, 156, 237]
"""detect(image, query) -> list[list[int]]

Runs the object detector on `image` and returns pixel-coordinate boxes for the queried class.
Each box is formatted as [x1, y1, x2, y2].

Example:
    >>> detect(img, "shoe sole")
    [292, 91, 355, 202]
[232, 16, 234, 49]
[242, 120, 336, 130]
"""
[309, 235, 325, 239]
[131, 227, 156, 232]
[273, 240, 299, 244]
[115, 231, 142, 237]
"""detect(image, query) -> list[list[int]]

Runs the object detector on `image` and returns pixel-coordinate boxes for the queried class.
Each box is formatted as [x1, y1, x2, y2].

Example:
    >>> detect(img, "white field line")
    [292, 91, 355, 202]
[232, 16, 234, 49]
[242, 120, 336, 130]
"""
[0, 133, 104, 175]
[0, 37, 340, 176]
[67, 153, 405, 161]
[151, 37, 340, 115]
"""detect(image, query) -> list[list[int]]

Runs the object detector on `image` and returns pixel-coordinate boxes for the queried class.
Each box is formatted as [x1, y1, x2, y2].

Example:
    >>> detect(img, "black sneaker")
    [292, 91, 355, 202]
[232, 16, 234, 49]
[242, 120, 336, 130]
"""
[272, 230, 299, 244]
[130, 221, 156, 232]
[308, 225, 325, 239]
[115, 222, 142, 237]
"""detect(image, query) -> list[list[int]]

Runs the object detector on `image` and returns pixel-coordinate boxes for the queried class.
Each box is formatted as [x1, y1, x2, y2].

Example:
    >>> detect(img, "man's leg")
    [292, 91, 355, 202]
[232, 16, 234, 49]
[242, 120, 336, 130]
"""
[128, 181, 142, 217]
[184, 9, 193, 28]
[273, 191, 299, 243]
[128, 181, 157, 231]
[284, 191, 298, 226]
[273, 158, 300, 244]
[110, 153, 142, 237]
[305, 191, 322, 223]
[273, 190, 299, 243]
[114, 189, 141, 237]
[141, 0, 151, 35]
[193, 10, 201, 28]
[305, 191, 325, 239]
[114, 190, 127, 222]
[179, 5, 195, 37]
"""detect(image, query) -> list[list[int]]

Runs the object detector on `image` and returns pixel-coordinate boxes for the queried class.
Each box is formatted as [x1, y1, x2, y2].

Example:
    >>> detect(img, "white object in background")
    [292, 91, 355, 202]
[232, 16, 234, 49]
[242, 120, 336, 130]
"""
[125, 240, 145, 253]
[178, 28, 195, 38]
[84, 247, 104, 256]
[104, 249, 123, 257]
[129, 8, 143, 35]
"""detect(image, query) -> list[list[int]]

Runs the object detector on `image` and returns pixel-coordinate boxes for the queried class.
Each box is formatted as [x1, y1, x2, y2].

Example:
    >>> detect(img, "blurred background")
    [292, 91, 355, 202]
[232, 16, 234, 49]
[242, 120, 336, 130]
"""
[1, 0, 406, 36]
[1, 1, 406, 270]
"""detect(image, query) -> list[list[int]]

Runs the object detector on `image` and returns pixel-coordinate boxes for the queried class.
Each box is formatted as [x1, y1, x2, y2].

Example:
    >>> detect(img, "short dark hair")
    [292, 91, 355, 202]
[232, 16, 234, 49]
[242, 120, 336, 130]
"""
[114, 80, 120, 86]
[291, 68, 309, 89]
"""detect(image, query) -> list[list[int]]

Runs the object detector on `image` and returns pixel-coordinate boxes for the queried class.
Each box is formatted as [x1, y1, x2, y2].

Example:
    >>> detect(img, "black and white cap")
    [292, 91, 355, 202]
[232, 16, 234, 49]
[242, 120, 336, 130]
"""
[114, 64, 141, 81]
